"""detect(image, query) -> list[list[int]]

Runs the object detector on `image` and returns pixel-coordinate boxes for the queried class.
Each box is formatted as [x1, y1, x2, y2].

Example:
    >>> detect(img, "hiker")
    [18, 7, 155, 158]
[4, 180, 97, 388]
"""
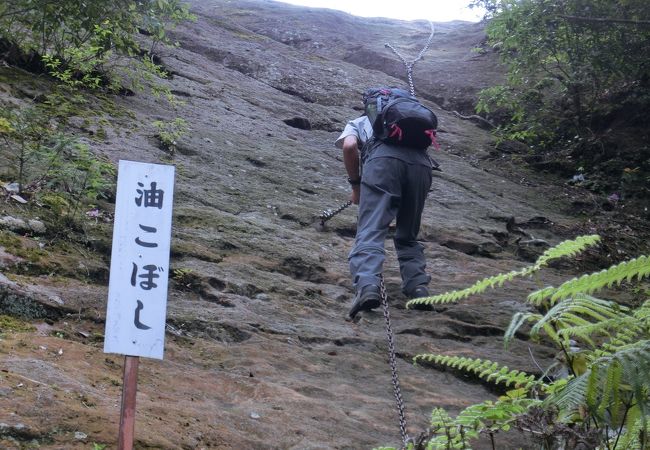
[335, 88, 438, 320]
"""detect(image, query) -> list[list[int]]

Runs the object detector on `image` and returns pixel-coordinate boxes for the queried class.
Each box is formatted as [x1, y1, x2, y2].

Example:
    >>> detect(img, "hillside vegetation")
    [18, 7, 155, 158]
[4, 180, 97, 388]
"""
[473, 0, 650, 213]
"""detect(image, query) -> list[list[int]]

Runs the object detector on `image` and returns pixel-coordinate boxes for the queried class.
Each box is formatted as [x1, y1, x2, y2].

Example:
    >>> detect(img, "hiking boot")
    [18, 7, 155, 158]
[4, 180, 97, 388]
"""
[408, 285, 433, 311]
[409, 285, 430, 299]
[347, 285, 381, 320]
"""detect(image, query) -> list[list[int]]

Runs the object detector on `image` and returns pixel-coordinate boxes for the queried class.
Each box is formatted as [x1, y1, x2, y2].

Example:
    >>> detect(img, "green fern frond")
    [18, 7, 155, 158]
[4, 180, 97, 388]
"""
[455, 397, 537, 431]
[528, 255, 650, 306]
[592, 319, 645, 358]
[429, 408, 470, 450]
[545, 373, 588, 412]
[414, 354, 539, 390]
[407, 234, 600, 308]
[533, 234, 601, 268]
[634, 300, 650, 329]
[430, 407, 453, 429]
[548, 342, 649, 418]
[586, 340, 650, 420]
[408, 240, 649, 450]
[557, 317, 625, 346]
[616, 410, 649, 450]
[504, 311, 542, 349]
[426, 398, 542, 450]
[529, 294, 628, 347]
[407, 270, 518, 307]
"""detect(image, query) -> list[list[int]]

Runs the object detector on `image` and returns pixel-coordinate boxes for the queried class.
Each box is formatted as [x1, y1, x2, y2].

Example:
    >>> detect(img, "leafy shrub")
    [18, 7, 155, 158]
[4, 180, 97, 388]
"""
[0, 0, 195, 90]
[0, 104, 115, 224]
[152, 117, 189, 155]
[472, 0, 650, 149]
[378, 235, 650, 449]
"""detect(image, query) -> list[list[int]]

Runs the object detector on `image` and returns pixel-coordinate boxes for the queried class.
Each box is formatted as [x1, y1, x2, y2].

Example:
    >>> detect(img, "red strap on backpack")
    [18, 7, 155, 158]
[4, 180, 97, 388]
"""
[425, 129, 440, 150]
[388, 124, 403, 141]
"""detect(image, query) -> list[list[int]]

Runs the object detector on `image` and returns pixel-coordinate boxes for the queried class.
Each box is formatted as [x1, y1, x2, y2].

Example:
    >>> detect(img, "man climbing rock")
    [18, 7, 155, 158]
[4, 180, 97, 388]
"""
[335, 87, 438, 320]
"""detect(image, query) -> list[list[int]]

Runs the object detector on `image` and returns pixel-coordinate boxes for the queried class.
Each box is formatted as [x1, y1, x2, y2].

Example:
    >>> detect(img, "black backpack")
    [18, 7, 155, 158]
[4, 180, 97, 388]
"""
[363, 87, 439, 150]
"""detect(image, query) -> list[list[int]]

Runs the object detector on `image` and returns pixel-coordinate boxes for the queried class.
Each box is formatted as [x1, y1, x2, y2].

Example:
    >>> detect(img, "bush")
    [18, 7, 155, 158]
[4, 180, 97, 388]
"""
[379, 235, 650, 450]
[0, 103, 115, 224]
[473, 0, 650, 149]
[0, 0, 195, 90]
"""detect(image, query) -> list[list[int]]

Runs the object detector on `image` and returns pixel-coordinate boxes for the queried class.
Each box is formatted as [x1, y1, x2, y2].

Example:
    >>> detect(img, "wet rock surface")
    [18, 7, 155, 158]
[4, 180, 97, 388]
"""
[0, 1, 636, 449]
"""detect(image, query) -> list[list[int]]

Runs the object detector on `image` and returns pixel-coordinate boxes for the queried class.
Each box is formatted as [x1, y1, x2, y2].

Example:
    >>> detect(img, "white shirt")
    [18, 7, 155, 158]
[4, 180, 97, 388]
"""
[334, 115, 434, 168]
[334, 116, 373, 149]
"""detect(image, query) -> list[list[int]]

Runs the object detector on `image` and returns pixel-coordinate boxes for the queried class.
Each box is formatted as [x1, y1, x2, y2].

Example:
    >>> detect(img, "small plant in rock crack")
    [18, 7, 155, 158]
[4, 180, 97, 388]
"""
[152, 117, 188, 156]
[376, 235, 650, 450]
[171, 267, 201, 292]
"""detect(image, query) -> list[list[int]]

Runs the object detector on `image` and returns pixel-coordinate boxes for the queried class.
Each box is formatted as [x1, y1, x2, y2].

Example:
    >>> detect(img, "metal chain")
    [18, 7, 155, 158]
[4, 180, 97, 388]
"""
[317, 200, 352, 228]
[379, 275, 411, 448]
[384, 21, 435, 97]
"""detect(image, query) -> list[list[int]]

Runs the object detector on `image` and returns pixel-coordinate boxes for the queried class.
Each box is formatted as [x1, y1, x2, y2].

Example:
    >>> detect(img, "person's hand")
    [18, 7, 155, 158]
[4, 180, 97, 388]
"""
[350, 185, 360, 205]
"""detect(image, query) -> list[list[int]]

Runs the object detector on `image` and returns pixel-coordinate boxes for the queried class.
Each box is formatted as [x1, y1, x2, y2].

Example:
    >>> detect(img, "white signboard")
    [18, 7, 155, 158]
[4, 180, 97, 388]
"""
[104, 160, 175, 359]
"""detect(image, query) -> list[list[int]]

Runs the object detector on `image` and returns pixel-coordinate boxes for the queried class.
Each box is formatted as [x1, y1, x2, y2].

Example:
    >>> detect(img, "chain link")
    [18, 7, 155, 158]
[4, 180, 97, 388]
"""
[384, 22, 435, 97]
[379, 275, 411, 448]
[317, 200, 352, 228]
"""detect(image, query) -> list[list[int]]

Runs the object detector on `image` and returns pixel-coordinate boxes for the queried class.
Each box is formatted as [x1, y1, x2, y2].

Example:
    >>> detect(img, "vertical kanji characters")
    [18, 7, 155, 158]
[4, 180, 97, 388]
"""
[129, 179, 166, 330]
[135, 181, 164, 209]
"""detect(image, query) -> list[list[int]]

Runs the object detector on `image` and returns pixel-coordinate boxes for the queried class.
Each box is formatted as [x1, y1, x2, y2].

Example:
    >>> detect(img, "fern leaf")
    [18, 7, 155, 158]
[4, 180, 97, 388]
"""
[594, 320, 647, 358]
[407, 235, 600, 308]
[634, 300, 650, 329]
[616, 410, 649, 450]
[557, 319, 616, 344]
[532, 234, 600, 269]
[504, 312, 541, 349]
[528, 294, 628, 347]
[586, 367, 599, 409]
[528, 286, 556, 305]
[583, 340, 650, 423]
[528, 255, 650, 306]
[430, 407, 453, 429]
[415, 354, 541, 391]
[545, 373, 588, 412]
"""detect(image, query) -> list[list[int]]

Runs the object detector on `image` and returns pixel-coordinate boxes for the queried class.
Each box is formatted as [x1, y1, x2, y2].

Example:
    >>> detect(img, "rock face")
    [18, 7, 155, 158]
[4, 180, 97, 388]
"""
[0, 1, 595, 449]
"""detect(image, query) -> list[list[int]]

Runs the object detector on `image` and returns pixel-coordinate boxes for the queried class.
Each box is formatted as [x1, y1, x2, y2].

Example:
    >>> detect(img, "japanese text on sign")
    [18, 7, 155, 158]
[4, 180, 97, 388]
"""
[104, 161, 175, 359]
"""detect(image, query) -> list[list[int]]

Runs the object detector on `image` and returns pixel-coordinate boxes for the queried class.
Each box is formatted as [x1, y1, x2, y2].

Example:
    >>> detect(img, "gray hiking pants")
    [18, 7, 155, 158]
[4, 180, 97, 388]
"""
[349, 156, 432, 295]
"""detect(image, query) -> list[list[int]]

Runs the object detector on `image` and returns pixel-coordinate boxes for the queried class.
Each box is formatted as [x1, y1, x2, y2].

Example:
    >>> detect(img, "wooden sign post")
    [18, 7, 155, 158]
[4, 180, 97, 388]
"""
[118, 355, 139, 450]
[104, 160, 175, 449]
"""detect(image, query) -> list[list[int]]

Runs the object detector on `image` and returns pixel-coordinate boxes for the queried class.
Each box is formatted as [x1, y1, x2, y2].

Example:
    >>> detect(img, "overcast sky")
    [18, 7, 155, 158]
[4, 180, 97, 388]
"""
[271, 0, 485, 22]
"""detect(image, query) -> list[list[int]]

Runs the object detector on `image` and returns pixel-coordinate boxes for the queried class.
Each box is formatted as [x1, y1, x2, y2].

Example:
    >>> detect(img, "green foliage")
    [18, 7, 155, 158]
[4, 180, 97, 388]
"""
[0, 117, 14, 134]
[407, 234, 600, 308]
[401, 235, 650, 449]
[171, 267, 201, 291]
[506, 294, 629, 350]
[0, 314, 36, 335]
[529, 255, 650, 306]
[545, 340, 650, 443]
[41, 25, 112, 89]
[376, 391, 539, 450]
[0, 103, 115, 223]
[152, 117, 188, 155]
[473, 0, 650, 148]
[414, 354, 538, 390]
[0, 0, 195, 90]
[37, 141, 115, 220]
[427, 393, 537, 450]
